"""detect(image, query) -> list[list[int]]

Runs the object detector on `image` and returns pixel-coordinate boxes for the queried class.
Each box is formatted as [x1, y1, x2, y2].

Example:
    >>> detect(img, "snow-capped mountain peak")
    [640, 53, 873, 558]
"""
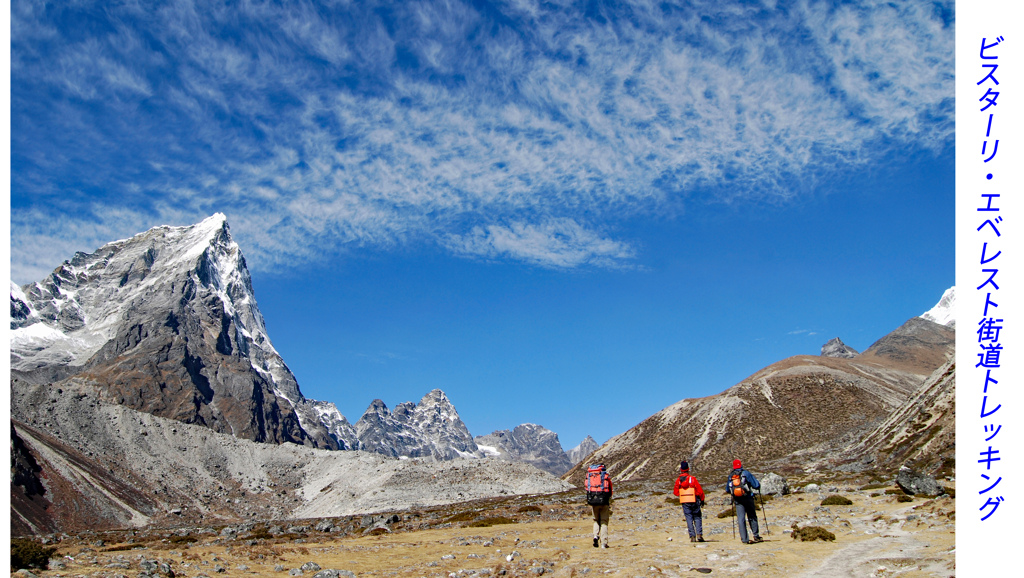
[10, 214, 248, 368]
[10, 214, 344, 448]
[354, 389, 482, 460]
[920, 286, 955, 327]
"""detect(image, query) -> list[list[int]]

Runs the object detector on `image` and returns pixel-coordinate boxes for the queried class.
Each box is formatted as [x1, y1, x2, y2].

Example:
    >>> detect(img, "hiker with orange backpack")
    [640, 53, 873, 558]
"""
[585, 464, 613, 548]
[673, 461, 706, 542]
[725, 459, 763, 544]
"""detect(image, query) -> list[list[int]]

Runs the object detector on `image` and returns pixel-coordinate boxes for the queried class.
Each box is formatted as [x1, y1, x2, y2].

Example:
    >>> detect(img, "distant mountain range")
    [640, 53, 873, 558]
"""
[9, 215, 592, 468]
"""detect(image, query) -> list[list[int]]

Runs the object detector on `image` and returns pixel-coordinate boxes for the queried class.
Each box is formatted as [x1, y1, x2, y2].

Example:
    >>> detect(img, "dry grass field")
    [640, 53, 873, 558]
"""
[25, 479, 955, 578]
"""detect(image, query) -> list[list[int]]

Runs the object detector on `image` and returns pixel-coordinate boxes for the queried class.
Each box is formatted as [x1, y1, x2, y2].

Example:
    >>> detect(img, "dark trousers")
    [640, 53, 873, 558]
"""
[734, 495, 760, 542]
[592, 504, 611, 546]
[681, 502, 703, 537]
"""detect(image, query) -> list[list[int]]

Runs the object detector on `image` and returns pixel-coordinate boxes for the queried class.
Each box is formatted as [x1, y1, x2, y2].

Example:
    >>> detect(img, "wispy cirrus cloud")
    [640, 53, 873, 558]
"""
[10, 0, 954, 282]
[446, 218, 636, 269]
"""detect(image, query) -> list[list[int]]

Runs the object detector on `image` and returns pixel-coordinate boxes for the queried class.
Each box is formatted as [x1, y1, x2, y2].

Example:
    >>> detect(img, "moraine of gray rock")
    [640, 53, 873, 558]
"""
[12, 378, 573, 532]
[896, 465, 944, 496]
[757, 472, 790, 496]
[821, 337, 859, 358]
[475, 424, 573, 476]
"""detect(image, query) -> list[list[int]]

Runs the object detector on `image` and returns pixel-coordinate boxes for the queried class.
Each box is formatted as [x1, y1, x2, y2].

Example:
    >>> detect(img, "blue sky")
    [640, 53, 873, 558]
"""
[10, 0, 954, 448]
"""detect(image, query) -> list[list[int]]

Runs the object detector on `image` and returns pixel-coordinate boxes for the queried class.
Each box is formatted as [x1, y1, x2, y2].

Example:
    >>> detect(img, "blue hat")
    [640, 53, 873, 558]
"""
[680, 461, 689, 471]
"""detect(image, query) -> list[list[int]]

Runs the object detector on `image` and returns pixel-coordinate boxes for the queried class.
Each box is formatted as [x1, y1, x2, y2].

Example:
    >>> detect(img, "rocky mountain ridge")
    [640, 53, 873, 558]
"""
[474, 424, 574, 476]
[836, 357, 955, 473]
[10, 214, 339, 448]
[354, 390, 482, 460]
[565, 302, 955, 486]
[9, 215, 593, 537]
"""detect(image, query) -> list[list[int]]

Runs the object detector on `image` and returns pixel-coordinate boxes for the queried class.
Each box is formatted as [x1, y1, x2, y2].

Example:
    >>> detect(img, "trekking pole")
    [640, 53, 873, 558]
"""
[731, 497, 736, 540]
[758, 491, 770, 535]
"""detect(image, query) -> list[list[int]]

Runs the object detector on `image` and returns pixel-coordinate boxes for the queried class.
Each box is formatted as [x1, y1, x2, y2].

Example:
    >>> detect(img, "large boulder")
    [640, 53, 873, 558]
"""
[896, 465, 944, 496]
[758, 472, 790, 496]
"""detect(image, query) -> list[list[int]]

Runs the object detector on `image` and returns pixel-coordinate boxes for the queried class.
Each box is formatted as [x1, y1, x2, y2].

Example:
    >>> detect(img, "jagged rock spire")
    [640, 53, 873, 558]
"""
[821, 337, 859, 358]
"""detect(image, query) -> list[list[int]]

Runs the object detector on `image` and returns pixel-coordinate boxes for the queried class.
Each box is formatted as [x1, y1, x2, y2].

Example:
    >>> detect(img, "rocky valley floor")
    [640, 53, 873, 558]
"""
[20, 479, 955, 578]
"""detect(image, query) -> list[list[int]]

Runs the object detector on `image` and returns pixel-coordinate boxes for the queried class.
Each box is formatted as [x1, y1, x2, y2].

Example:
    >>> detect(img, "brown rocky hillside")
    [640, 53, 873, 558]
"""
[836, 358, 954, 474]
[564, 317, 954, 486]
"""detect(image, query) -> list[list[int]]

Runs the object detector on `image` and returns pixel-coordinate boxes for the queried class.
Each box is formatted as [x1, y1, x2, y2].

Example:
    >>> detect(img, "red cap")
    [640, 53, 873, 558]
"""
[733, 459, 742, 469]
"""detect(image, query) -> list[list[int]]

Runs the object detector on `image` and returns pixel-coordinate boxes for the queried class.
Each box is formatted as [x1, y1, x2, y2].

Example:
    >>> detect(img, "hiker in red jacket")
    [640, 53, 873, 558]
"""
[673, 460, 706, 542]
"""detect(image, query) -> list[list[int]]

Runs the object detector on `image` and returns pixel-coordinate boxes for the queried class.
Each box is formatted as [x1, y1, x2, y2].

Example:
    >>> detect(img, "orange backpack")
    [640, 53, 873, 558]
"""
[728, 469, 751, 498]
[678, 475, 697, 504]
[586, 464, 611, 506]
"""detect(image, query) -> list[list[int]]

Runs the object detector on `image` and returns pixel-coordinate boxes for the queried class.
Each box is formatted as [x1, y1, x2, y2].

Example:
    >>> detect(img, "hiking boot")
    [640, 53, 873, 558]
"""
[751, 536, 764, 543]
[689, 536, 696, 543]
[602, 544, 609, 549]
[593, 537, 599, 548]
[696, 535, 705, 542]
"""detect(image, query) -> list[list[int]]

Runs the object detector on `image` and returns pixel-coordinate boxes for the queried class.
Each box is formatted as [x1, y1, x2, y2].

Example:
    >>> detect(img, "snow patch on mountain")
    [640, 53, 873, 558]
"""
[477, 444, 500, 457]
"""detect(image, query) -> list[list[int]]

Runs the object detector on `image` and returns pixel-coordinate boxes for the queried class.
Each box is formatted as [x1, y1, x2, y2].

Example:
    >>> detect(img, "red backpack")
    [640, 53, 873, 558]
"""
[585, 464, 612, 506]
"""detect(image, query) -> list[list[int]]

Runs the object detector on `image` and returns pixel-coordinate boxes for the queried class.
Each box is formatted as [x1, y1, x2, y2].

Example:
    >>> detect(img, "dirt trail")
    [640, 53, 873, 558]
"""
[31, 480, 955, 577]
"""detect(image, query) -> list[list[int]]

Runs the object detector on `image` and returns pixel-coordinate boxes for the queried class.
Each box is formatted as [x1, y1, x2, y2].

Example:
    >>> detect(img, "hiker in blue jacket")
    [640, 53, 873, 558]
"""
[725, 459, 762, 544]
